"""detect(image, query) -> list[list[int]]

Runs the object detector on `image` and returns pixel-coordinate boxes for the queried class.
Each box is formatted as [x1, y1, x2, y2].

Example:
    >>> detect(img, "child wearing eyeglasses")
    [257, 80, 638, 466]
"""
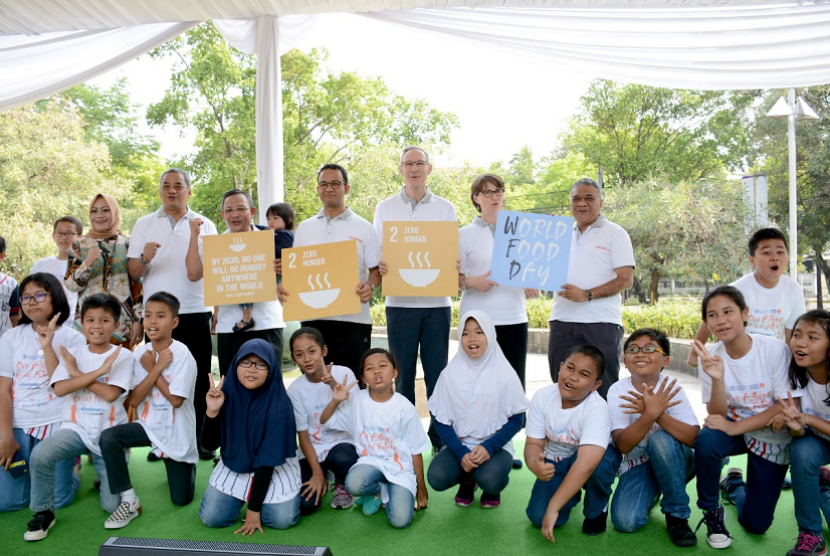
[29, 217, 83, 323]
[607, 328, 700, 546]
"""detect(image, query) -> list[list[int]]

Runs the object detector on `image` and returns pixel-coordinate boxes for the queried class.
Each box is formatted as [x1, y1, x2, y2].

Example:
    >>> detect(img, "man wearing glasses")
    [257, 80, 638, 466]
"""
[129, 168, 218, 459]
[186, 189, 285, 378]
[548, 177, 635, 398]
[283, 164, 381, 376]
[29, 216, 83, 323]
[373, 146, 457, 452]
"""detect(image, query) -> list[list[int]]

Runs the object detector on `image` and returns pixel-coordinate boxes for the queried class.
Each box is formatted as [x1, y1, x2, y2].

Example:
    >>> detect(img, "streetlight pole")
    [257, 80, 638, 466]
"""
[766, 89, 819, 278]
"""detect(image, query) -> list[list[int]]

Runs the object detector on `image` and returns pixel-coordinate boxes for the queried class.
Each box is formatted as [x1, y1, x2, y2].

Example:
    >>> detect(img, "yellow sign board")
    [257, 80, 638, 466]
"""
[203, 230, 277, 307]
[382, 221, 459, 297]
[282, 241, 361, 321]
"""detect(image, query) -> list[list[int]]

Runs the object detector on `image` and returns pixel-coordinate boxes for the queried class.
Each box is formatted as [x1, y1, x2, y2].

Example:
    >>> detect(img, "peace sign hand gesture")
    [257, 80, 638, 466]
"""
[206, 374, 226, 418]
[692, 340, 724, 382]
[36, 313, 61, 349]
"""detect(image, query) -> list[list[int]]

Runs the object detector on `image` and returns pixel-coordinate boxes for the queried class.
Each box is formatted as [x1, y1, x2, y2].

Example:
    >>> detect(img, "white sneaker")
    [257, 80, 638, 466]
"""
[104, 500, 142, 529]
[330, 483, 354, 510]
[24, 510, 55, 541]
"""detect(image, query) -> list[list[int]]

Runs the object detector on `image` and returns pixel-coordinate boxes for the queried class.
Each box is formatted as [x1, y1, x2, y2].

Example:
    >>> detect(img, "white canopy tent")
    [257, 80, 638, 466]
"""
[1, 0, 829, 215]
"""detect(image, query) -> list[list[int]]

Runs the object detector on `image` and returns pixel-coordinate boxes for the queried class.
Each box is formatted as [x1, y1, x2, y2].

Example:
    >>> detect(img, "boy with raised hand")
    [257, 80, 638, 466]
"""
[688, 227, 806, 366]
[25, 293, 134, 541]
[609, 328, 700, 547]
[99, 291, 198, 530]
[0, 236, 20, 337]
[29, 217, 83, 323]
[525, 344, 619, 543]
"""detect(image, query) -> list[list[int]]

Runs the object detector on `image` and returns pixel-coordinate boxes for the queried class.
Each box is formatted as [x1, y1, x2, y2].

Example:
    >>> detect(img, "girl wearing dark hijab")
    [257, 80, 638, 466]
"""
[199, 339, 300, 534]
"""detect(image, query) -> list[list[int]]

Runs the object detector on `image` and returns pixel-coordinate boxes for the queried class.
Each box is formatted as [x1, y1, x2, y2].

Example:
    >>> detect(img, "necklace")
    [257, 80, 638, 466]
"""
[33, 326, 44, 356]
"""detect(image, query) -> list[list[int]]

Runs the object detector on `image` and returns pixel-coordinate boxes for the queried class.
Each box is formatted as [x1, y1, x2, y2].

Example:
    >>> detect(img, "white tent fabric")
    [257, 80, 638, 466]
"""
[1, 0, 828, 213]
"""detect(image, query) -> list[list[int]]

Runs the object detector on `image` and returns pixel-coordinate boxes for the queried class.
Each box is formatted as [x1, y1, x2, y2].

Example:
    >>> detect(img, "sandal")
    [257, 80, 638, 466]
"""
[232, 319, 255, 333]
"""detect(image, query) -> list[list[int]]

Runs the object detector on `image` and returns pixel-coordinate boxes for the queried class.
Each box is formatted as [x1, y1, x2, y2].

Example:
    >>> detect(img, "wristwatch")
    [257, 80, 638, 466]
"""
[139, 253, 149, 265]
[587, 289, 594, 302]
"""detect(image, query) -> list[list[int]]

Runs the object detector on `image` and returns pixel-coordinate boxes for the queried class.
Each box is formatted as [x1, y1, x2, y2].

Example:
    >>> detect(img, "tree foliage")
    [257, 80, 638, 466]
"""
[146, 22, 459, 227]
[0, 101, 129, 277]
[604, 179, 747, 304]
[561, 80, 759, 188]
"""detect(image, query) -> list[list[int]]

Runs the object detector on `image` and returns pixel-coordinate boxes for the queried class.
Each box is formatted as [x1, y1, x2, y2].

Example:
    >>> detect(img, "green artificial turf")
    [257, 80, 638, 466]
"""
[0, 448, 810, 556]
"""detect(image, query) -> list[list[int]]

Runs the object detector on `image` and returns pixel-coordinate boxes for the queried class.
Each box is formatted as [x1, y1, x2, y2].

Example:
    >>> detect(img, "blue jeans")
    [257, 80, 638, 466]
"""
[611, 429, 695, 532]
[0, 427, 78, 513]
[199, 485, 300, 529]
[695, 427, 788, 534]
[790, 431, 830, 534]
[526, 447, 619, 529]
[30, 428, 119, 513]
[345, 464, 415, 529]
[299, 442, 359, 515]
[427, 447, 512, 495]
[386, 306, 451, 449]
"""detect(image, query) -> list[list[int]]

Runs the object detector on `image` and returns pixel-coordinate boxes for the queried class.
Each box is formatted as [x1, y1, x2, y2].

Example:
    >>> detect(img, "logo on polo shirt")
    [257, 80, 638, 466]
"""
[595, 245, 610, 252]
[348, 236, 363, 243]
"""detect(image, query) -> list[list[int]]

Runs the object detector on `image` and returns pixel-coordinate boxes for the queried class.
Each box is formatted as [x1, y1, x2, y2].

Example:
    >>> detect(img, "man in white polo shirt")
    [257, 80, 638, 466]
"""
[286, 164, 381, 375]
[186, 189, 285, 377]
[373, 146, 457, 451]
[128, 168, 218, 460]
[549, 177, 635, 399]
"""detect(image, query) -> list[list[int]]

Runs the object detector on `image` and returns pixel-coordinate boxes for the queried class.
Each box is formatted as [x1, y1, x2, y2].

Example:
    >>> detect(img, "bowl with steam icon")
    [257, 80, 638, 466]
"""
[229, 236, 247, 253]
[299, 273, 340, 309]
[399, 251, 439, 287]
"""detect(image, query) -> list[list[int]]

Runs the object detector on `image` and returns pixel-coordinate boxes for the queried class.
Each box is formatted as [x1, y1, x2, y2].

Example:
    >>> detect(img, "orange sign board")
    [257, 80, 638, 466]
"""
[203, 230, 277, 306]
[382, 221, 458, 297]
[282, 240, 361, 321]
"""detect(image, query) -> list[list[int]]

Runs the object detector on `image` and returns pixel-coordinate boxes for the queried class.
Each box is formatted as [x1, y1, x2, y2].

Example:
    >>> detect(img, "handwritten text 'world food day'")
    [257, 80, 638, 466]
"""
[502, 216, 567, 287]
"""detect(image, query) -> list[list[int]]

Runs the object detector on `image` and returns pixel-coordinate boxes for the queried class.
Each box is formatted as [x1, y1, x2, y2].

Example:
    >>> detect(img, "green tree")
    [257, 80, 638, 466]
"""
[604, 179, 746, 304]
[146, 23, 459, 227]
[0, 101, 129, 278]
[508, 151, 595, 214]
[562, 80, 759, 188]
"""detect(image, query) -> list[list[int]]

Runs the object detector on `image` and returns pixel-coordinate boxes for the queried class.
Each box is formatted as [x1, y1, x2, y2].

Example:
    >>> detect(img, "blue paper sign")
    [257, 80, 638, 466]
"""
[490, 211, 574, 291]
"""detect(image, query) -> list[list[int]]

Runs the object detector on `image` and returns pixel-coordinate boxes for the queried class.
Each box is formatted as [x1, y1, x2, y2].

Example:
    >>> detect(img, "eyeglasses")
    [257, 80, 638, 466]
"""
[54, 232, 78, 238]
[222, 206, 250, 215]
[317, 181, 345, 190]
[402, 161, 428, 169]
[238, 360, 268, 370]
[478, 189, 505, 198]
[624, 345, 666, 355]
[21, 292, 50, 304]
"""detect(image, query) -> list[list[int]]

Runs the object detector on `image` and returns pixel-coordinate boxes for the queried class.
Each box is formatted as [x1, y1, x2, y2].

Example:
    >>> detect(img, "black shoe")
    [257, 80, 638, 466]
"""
[24, 510, 55, 541]
[198, 448, 216, 460]
[147, 452, 161, 462]
[695, 505, 732, 549]
[666, 514, 698, 547]
[512, 458, 523, 470]
[719, 467, 743, 506]
[582, 511, 608, 536]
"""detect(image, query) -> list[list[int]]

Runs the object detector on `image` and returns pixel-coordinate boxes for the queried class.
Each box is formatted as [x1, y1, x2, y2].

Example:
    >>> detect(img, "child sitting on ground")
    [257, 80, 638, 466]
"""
[692, 285, 794, 550]
[286, 327, 359, 514]
[427, 311, 528, 509]
[525, 344, 618, 543]
[98, 291, 198, 529]
[609, 328, 700, 546]
[25, 293, 134, 541]
[321, 348, 430, 529]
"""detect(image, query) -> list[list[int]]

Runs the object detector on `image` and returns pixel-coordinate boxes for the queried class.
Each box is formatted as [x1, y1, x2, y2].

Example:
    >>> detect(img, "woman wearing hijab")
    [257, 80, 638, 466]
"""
[65, 194, 143, 348]
[199, 339, 301, 535]
[427, 310, 530, 509]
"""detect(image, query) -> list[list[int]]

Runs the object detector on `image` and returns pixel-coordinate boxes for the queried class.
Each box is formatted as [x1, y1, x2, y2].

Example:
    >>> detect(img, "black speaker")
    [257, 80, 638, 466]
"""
[99, 537, 332, 556]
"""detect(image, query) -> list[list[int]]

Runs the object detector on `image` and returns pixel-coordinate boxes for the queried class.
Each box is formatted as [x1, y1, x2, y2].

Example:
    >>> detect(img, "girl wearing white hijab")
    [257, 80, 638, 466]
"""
[427, 310, 529, 508]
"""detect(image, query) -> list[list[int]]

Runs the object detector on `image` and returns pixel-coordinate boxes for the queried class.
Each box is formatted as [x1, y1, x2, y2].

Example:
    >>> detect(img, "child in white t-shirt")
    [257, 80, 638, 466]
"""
[608, 328, 699, 546]
[286, 327, 358, 515]
[29, 217, 83, 323]
[524, 344, 617, 543]
[321, 348, 430, 529]
[776, 310, 830, 556]
[689, 227, 806, 366]
[0, 273, 85, 513]
[98, 291, 198, 530]
[0, 235, 21, 337]
[25, 293, 134, 541]
[692, 285, 794, 550]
